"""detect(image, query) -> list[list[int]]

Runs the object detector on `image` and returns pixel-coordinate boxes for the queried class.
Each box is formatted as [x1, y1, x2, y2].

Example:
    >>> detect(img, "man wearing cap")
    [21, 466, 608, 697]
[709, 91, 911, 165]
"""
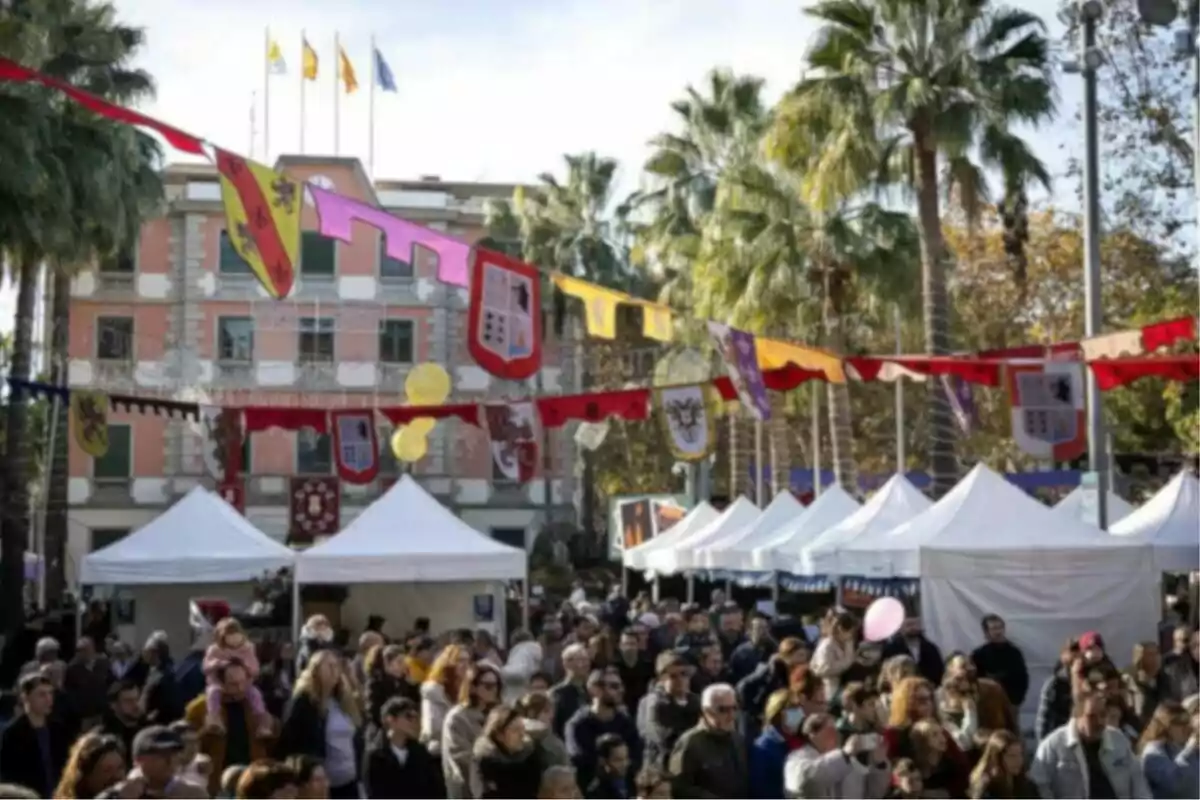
[639, 652, 700, 771]
[98, 726, 207, 799]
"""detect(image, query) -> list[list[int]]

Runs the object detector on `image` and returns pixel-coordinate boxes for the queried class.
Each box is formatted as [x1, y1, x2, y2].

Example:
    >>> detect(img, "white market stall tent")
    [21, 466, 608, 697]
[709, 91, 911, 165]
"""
[699, 492, 805, 571]
[643, 497, 760, 574]
[294, 476, 526, 638]
[755, 486, 861, 573]
[798, 475, 931, 577]
[80, 487, 296, 648]
[1109, 471, 1200, 572]
[1053, 487, 1135, 526]
[915, 465, 1159, 718]
[622, 502, 719, 572]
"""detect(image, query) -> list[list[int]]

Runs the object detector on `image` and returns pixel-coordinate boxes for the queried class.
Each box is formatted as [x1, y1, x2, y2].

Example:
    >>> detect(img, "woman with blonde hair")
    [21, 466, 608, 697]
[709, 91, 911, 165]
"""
[968, 730, 1038, 799]
[474, 704, 545, 798]
[1126, 640, 1172, 730]
[421, 644, 470, 755]
[52, 732, 126, 799]
[1137, 700, 1199, 799]
[884, 677, 969, 797]
[276, 649, 363, 798]
[879, 654, 917, 718]
[443, 662, 503, 798]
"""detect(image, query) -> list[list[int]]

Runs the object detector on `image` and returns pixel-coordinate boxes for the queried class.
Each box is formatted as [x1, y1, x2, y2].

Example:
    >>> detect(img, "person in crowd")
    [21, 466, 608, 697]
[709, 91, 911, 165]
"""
[881, 617, 945, 687]
[540, 764, 584, 799]
[364, 644, 419, 742]
[1126, 641, 1173, 731]
[1079, 631, 1121, 680]
[614, 629, 654, 707]
[20, 636, 65, 680]
[284, 755, 329, 799]
[82, 602, 112, 647]
[639, 653, 699, 770]
[297, 615, 337, 672]
[1106, 694, 1141, 744]
[1136, 700, 1199, 799]
[65, 637, 111, 731]
[539, 621, 567, 685]
[812, 610, 859, 700]
[878, 655, 917, 719]
[98, 725, 207, 799]
[652, 615, 683, 657]
[43, 659, 83, 740]
[729, 616, 776, 685]
[205, 618, 271, 737]
[186, 660, 276, 797]
[362, 697, 446, 799]
[589, 632, 615, 672]
[1036, 637, 1081, 742]
[275, 649, 362, 798]
[840, 641, 884, 695]
[141, 634, 182, 725]
[256, 641, 298, 721]
[475, 704, 546, 798]
[667, 683, 748, 799]
[221, 765, 248, 799]
[887, 757, 923, 799]
[352, 632, 385, 691]
[1030, 683, 1150, 799]
[443, 661, 503, 798]
[970, 614, 1030, 710]
[501, 631, 545, 705]
[518, 691, 570, 768]
[688, 645, 729, 697]
[632, 766, 670, 799]
[784, 711, 890, 798]
[673, 607, 714, 662]
[566, 669, 641, 789]
[552, 644, 594, 738]
[791, 664, 831, 717]
[53, 732, 126, 799]
[584, 733, 631, 799]
[420, 643, 470, 756]
[1162, 626, 1198, 700]
[938, 652, 1017, 751]
[748, 689, 805, 798]
[405, 636, 436, 686]
[109, 641, 140, 685]
[176, 636, 212, 717]
[172, 720, 212, 791]
[567, 615, 600, 650]
[883, 677, 969, 797]
[234, 759, 298, 799]
[714, 605, 746, 663]
[838, 681, 883, 738]
[99, 681, 146, 760]
[738, 637, 808, 740]
[967, 729, 1039, 799]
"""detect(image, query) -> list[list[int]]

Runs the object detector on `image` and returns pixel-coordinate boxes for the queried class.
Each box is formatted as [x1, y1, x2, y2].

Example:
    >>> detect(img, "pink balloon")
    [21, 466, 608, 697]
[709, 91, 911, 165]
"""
[863, 596, 906, 642]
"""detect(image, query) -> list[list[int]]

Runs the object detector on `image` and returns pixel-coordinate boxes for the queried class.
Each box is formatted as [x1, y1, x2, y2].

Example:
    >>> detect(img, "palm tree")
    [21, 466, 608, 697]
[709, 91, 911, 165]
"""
[1, 0, 162, 628]
[769, 0, 1056, 497]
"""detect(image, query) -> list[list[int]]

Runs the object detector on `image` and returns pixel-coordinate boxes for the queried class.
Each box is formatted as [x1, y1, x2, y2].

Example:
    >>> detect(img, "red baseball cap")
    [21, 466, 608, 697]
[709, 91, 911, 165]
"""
[1079, 631, 1105, 651]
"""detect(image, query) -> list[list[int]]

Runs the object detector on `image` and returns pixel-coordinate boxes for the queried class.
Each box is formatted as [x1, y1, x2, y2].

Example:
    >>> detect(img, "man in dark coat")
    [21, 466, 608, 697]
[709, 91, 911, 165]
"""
[970, 613, 1030, 708]
[728, 616, 776, 685]
[362, 697, 446, 799]
[566, 670, 642, 789]
[880, 617, 945, 687]
[639, 653, 700, 770]
[0, 674, 71, 798]
[63, 636, 111, 729]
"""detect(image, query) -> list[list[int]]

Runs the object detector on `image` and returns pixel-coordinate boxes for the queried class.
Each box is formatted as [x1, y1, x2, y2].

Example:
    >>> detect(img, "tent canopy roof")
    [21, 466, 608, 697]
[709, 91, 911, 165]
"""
[81, 487, 294, 585]
[758, 486, 861, 572]
[623, 502, 718, 570]
[645, 497, 759, 574]
[1053, 487, 1135, 526]
[699, 492, 804, 569]
[1109, 472, 1200, 572]
[295, 476, 526, 583]
[800, 475, 931, 574]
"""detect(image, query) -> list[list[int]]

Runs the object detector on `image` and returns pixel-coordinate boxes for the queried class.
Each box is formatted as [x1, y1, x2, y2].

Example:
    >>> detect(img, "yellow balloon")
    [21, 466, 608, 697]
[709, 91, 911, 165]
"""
[406, 363, 452, 405]
[393, 426, 428, 462]
[408, 417, 436, 437]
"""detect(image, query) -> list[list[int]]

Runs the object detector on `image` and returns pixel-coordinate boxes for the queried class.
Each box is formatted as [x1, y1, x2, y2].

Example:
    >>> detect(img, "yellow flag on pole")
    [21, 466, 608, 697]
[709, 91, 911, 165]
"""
[338, 47, 358, 93]
[302, 37, 319, 80]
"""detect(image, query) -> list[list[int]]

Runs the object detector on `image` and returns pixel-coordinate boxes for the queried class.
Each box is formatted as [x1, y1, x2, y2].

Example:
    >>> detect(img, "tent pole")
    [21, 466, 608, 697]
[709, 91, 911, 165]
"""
[291, 576, 301, 642]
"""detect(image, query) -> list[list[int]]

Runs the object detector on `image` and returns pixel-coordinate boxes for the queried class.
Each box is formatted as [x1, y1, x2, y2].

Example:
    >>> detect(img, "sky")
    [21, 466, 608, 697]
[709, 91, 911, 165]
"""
[0, 0, 1080, 327]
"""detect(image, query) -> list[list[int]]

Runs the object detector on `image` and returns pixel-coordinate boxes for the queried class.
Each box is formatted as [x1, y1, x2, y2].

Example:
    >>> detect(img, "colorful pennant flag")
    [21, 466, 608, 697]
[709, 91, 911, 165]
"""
[214, 149, 302, 299]
[302, 37, 319, 80]
[708, 322, 772, 420]
[641, 303, 673, 342]
[374, 47, 397, 92]
[71, 391, 109, 458]
[267, 39, 287, 75]
[656, 385, 716, 462]
[338, 47, 358, 93]
[553, 274, 624, 339]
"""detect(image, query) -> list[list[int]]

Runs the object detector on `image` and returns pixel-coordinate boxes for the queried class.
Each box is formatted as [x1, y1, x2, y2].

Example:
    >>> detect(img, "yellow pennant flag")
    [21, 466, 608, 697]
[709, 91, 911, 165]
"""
[302, 37, 319, 80]
[214, 149, 302, 299]
[756, 337, 847, 384]
[338, 47, 358, 93]
[71, 391, 109, 458]
[552, 275, 625, 339]
[641, 303, 673, 342]
[266, 40, 286, 75]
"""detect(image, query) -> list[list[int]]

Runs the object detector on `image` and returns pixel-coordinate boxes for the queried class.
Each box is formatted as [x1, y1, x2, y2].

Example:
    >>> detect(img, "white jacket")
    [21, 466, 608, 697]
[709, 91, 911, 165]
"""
[1030, 721, 1152, 799]
[501, 641, 544, 705]
[784, 745, 889, 799]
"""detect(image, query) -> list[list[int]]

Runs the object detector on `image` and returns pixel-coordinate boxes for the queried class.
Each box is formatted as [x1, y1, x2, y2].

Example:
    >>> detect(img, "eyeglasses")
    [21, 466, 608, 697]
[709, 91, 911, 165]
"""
[712, 704, 737, 714]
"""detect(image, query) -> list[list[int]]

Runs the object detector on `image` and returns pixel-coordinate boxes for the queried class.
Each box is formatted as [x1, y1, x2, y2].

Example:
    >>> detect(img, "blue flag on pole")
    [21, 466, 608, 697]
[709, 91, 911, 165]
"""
[374, 48, 397, 92]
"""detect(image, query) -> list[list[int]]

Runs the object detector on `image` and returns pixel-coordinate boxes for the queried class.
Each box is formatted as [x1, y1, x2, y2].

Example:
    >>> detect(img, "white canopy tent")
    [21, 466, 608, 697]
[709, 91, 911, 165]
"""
[643, 497, 760, 574]
[798, 476, 931, 576]
[1053, 487, 1135, 526]
[622, 502, 719, 572]
[755, 486, 861, 572]
[295, 476, 527, 637]
[699, 492, 804, 571]
[917, 465, 1159, 718]
[80, 487, 295, 647]
[1109, 471, 1200, 572]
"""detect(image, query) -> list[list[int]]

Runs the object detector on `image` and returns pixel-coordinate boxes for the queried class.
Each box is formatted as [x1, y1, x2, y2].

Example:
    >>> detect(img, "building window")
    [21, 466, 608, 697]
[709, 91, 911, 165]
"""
[217, 316, 255, 362]
[99, 247, 135, 273]
[300, 231, 336, 277]
[379, 237, 413, 280]
[96, 316, 134, 360]
[93, 424, 132, 479]
[297, 431, 332, 474]
[218, 230, 253, 274]
[378, 320, 415, 364]
[298, 317, 335, 362]
[91, 528, 130, 551]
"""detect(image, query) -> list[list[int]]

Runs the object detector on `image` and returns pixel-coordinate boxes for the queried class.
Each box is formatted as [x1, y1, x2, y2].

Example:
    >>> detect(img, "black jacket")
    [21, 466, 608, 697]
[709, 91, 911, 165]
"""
[365, 673, 420, 742]
[99, 709, 145, 761]
[362, 737, 446, 799]
[475, 738, 545, 799]
[63, 656, 111, 721]
[565, 706, 642, 788]
[613, 654, 654, 707]
[728, 639, 774, 685]
[275, 690, 364, 774]
[640, 689, 700, 770]
[881, 634, 945, 687]
[549, 679, 589, 739]
[736, 659, 789, 721]
[586, 772, 632, 799]
[1035, 666, 1072, 742]
[142, 651, 182, 724]
[971, 641, 1030, 708]
[0, 714, 71, 798]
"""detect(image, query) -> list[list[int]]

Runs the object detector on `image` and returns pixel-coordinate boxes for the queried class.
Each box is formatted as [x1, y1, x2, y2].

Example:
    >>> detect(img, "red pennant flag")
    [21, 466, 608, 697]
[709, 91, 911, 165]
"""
[483, 403, 538, 483]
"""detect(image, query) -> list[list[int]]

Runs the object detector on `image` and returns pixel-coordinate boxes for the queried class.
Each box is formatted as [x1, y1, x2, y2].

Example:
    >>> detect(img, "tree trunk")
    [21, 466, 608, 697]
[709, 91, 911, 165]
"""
[46, 270, 70, 603]
[913, 130, 958, 498]
[822, 269, 858, 494]
[1, 256, 40, 636]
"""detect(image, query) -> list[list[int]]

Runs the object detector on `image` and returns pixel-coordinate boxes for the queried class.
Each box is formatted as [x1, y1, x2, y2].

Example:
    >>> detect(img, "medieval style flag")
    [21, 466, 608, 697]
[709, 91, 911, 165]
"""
[1007, 361, 1086, 461]
[71, 391, 109, 457]
[708, 321, 772, 420]
[552, 274, 624, 339]
[214, 148, 302, 299]
[483, 402, 538, 484]
[656, 384, 716, 462]
[331, 410, 379, 484]
[468, 249, 542, 380]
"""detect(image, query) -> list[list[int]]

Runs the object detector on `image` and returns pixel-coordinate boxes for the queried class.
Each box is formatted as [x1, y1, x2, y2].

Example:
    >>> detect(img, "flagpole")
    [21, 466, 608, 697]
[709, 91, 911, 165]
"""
[333, 31, 340, 155]
[368, 34, 376, 178]
[262, 26, 270, 161]
[299, 30, 306, 154]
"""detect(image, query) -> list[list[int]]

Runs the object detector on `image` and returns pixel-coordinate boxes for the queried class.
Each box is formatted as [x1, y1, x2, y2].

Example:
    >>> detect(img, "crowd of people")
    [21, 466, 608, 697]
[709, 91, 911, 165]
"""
[0, 587, 1197, 799]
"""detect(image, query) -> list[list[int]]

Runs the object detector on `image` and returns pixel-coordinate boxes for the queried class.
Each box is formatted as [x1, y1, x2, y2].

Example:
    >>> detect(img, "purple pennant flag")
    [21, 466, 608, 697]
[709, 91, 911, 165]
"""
[708, 322, 772, 420]
[942, 374, 976, 433]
